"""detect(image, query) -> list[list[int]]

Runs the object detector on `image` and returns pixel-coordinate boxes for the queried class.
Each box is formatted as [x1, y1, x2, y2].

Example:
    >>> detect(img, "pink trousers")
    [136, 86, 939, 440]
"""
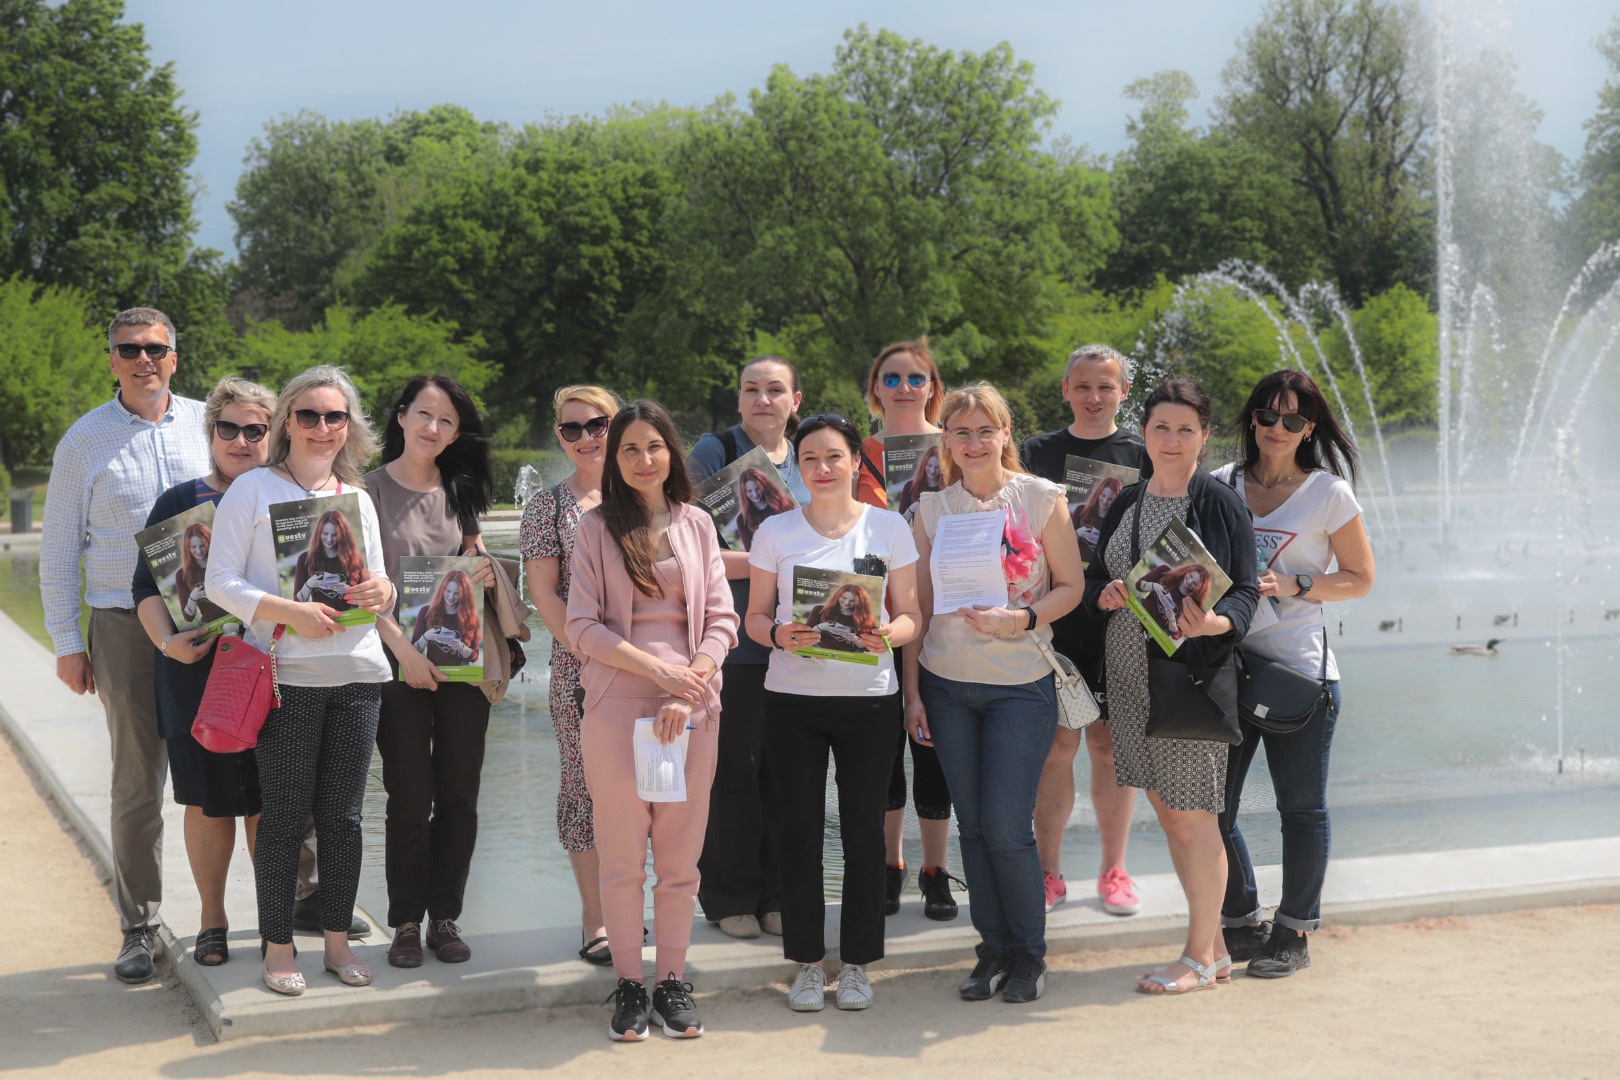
[581, 694, 718, 982]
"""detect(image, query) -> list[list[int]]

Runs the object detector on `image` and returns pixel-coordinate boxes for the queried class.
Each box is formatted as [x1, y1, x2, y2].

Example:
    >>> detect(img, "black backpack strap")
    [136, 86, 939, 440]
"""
[717, 426, 741, 465]
[860, 444, 884, 494]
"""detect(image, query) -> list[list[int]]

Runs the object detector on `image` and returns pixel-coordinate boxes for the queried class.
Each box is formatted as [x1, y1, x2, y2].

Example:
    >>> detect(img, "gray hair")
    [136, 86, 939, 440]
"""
[108, 308, 177, 352]
[204, 376, 277, 431]
[267, 366, 378, 487]
[1064, 343, 1132, 385]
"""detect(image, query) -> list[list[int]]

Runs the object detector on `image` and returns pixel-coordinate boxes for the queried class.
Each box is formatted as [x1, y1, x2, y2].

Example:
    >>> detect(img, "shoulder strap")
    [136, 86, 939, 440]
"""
[717, 426, 741, 464]
[860, 444, 884, 490]
[549, 480, 568, 540]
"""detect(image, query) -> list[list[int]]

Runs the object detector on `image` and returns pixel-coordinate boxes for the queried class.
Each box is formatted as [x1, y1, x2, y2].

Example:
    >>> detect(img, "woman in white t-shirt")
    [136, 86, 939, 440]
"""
[744, 413, 921, 1014]
[1213, 370, 1375, 980]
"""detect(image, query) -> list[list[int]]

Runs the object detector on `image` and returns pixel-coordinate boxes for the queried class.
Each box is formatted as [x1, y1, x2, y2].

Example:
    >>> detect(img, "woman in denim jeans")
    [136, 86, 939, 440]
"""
[1214, 370, 1374, 978]
[903, 384, 1084, 1004]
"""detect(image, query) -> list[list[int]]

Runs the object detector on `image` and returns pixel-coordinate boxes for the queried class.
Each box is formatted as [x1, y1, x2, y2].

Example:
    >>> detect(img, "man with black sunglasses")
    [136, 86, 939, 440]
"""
[39, 308, 210, 984]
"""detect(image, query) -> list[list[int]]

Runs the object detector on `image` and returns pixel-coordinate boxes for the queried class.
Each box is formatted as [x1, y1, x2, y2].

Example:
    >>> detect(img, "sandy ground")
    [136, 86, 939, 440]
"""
[4, 728, 1618, 1080]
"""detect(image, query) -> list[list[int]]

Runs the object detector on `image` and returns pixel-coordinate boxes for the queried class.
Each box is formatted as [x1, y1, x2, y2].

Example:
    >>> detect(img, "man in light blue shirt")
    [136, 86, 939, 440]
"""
[39, 308, 210, 983]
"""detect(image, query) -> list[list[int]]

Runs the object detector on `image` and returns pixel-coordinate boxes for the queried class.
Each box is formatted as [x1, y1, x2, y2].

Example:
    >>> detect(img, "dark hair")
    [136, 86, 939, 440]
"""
[1140, 377, 1214, 473]
[792, 412, 863, 458]
[382, 375, 494, 522]
[600, 401, 693, 598]
[1230, 369, 1360, 485]
[740, 355, 802, 439]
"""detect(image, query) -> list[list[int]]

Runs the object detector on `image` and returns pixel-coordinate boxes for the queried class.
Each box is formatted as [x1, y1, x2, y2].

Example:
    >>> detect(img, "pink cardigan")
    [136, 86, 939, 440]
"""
[565, 501, 739, 713]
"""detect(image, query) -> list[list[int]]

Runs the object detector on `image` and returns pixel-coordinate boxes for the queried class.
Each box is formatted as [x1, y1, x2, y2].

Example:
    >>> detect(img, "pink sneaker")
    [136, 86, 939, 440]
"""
[1043, 871, 1067, 913]
[1097, 867, 1140, 916]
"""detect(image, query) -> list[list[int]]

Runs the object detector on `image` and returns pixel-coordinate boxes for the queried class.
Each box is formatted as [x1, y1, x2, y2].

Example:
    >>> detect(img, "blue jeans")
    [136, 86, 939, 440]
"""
[918, 667, 1057, 960]
[1219, 681, 1341, 932]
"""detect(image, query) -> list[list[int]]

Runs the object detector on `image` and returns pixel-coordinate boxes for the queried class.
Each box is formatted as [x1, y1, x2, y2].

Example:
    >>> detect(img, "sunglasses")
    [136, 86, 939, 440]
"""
[1254, 408, 1308, 434]
[558, 416, 611, 442]
[214, 420, 269, 443]
[114, 343, 173, 360]
[880, 372, 930, 390]
[798, 412, 850, 429]
[293, 409, 350, 430]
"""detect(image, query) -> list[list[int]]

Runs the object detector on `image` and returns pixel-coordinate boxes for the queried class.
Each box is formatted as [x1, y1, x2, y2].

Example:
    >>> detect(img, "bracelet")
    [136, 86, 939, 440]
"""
[160, 632, 174, 657]
[770, 620, 786, 651]
[1025, 607, 1039, 631]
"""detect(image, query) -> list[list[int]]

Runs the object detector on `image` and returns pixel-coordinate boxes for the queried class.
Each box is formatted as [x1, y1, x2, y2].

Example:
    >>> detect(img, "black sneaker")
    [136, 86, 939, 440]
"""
[882, 864, 904, 916]
[919, 868, 963, 921]
[1246, 926, 1310, 979]
[1224, 920, 1273, 963]
[1001, 952, 1046, 1003]
[605, 977, 650, 1041]
[650, 974, 704, 1039]
[959, 952, 1008, 1001]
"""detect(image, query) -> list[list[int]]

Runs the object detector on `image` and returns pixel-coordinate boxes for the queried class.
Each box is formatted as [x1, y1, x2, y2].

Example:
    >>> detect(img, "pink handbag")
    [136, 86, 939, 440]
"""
[192, 626, 285, 753]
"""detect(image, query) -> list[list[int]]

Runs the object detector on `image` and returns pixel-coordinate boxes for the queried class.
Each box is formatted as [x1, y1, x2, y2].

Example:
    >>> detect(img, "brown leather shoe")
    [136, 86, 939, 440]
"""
[426, 919, 471, 963]
[388, 922, 424, 968]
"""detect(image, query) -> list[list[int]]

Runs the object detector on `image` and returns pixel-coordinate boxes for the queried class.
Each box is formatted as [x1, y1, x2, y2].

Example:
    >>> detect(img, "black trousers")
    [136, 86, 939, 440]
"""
[697, 664, 779, 920]
[376, 680, 492, 926]
[764, 689, 899, 966]
[255, 682, 382, 944]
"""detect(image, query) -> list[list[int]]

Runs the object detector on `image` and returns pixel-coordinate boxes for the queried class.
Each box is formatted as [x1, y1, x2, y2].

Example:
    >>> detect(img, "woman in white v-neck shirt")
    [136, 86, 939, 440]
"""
[1213, 369, 1375, 981]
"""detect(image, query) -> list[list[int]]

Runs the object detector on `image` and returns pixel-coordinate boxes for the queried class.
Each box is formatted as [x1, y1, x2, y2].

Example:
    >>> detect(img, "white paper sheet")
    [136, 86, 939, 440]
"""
[930, 509, 1009, 616]
[633, 718, 690, 802]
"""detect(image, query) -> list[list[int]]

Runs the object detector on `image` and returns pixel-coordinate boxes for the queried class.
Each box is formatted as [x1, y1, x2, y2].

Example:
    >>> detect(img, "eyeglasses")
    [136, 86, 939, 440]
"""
[947, 426, 1002, 445]
[557, 416, 611, 442]
[114, 343, 173, 360]
[293, 409, 350, 430]
[880, 372, 929, 390]
[1254, 408, 1308, 434]
[214, 420, 269, 443]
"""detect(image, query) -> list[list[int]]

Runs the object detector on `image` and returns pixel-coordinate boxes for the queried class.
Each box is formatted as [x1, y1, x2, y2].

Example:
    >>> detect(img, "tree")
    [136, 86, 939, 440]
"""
[0, 278, 106, 471]
[0, 0, 198, 308]
[1570, 19, 1620, 256]
[1219, 0, 1430, 304]
[1333, 283, 1437, 428]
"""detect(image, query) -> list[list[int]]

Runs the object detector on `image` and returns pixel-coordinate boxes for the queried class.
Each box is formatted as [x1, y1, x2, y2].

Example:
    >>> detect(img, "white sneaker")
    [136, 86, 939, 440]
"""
[834, 965, 873, 1011]
[718, 914, 761, 939]
[788, 964, 827, 1012]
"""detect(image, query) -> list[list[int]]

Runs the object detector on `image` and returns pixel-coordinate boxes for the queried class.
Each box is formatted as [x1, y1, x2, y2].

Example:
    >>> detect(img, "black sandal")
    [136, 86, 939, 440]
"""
[195, 927, 230, 966]
[578, 935, 612, 967]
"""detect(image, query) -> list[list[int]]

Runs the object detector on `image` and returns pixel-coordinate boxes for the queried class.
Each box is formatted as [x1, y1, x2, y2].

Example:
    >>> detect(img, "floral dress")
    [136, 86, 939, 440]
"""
[518, 481, 594, 853]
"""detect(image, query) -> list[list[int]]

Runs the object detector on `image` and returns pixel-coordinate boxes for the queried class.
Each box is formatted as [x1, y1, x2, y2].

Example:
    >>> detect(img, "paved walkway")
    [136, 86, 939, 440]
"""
[3, 605, 1618, 1041]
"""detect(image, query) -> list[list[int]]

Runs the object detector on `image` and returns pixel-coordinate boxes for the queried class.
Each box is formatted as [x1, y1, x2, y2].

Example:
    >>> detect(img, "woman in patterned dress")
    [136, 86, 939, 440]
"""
[520, 384, 620, 965]
[1085, 378, 1259, 994]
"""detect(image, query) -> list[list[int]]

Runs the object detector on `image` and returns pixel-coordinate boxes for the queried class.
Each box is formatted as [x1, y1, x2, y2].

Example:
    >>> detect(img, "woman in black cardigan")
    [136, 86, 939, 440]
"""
[1082, 378, 1258, 994]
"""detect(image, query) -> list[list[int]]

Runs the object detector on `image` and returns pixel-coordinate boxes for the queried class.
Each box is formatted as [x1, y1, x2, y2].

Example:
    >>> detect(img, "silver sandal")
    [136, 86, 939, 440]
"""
[1137, 954, 1223, 994]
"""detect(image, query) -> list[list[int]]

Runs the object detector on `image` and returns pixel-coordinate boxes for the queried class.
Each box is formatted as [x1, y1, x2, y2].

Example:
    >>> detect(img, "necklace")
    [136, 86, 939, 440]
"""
[1251, 468, 1299, 490]
[285, 461, 335, 496]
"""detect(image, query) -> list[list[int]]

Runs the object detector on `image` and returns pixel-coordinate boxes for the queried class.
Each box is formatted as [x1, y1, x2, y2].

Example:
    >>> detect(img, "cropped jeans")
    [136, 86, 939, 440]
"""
[1219, 681, 1342, 933]
[918, 667, 1057, 961]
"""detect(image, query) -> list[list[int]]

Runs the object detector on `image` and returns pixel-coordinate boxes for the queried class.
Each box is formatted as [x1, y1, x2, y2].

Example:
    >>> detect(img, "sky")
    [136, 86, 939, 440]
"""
[120, 0, 1619, 255]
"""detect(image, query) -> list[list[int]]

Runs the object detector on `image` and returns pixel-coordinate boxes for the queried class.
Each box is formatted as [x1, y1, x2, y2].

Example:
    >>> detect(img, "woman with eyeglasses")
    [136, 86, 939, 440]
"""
[521, 384, 620, 966]
[904, 383, 1085, 1005]
[856, 339, 962, 921]
[132, 376, 277, 968]
[365, 375, 497, 968]
[1213, 370, 1373, 979]
[743, 412, 921, 1012]
[207, 365, 395, 996]
[688, 356, 811, 941]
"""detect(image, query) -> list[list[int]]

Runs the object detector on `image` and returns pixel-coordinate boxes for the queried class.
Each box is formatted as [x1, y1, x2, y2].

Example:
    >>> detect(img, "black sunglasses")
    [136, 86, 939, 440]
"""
[114, 343, 173, 360]
[798, 412, 851, 428]
[293, 409, 350, 430]
[558, 416, 611, 442]
[215, 420, 269, 443]
[1254, 408, 1308, 433]
[880, 372, 929, 389]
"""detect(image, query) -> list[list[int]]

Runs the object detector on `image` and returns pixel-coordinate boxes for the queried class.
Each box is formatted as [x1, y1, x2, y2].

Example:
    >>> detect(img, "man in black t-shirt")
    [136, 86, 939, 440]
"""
[1020, 343, 1148, 919]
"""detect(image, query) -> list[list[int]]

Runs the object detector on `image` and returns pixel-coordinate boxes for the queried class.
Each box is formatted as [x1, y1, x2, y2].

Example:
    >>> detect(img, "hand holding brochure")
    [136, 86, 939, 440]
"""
[135, 502, 239, 638]
[270, 491, 376, 630]
[790, 566, 889, 665]
[397, 556, 484, 681]
[693, 446, 798, 551]
[884, 433, 943, 521]
[1124, 518, 1232, 654]
[1063, 455, 1140, 569]
[633, 718, 690, 802]
[929, 509, 1009, 616]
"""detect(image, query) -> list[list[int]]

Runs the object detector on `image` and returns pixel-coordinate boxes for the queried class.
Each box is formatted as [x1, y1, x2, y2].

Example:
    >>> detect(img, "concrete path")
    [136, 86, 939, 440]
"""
[2, 605, 1617, 1042]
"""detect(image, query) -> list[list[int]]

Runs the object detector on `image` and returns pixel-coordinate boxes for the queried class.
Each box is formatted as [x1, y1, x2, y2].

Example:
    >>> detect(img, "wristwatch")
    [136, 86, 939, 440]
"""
[1295, 574, 1314, 599]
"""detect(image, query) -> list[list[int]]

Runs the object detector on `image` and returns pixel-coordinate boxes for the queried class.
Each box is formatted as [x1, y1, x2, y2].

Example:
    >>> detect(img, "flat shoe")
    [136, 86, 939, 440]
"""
[1137, 954, 1221, 995]
[262, 962, 305, 996]
[718, 914, 761, 939]
[194, 927, 230, 967]
[324, 958, 373, 986]
[579, 935, 613, 967]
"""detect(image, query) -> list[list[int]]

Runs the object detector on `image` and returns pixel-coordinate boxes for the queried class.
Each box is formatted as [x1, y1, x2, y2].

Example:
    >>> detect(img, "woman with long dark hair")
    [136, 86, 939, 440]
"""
[1215, 369, 1374, 979]
[366, 373, 498, 969]
[567, 401, 738, 1040]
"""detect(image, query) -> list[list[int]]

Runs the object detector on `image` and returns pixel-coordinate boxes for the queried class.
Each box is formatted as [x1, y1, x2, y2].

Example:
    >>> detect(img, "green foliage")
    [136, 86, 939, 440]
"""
[1571, 19, 1620, 255]
[1331, 284, 1438, 428]
[490, 448, 568, 504]
[161, 249, 241, 399]
[0, 0, 198, 309]
[0, 278, 107, 471]
[1137, 284, 1303, 426]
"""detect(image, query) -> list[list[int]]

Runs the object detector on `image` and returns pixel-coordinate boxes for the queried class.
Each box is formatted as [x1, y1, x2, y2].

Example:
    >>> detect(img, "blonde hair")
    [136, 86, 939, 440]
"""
[552, 384, 620, 420]
[267, 365, 378, 487]
[865, 338, 945, 426]
[204, 376, 276, 431]
[938, 382, 1025, 488]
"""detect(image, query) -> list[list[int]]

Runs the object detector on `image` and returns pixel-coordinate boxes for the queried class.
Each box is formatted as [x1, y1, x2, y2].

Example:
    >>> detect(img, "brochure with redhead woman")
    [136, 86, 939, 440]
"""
[1125, 518, 1232, 655]
[270, 492, 375, 630]
[135, 502, 239, 637]
[1064, 455, 1140, 569]
[397, 555, 484, 681]
[791, 566, 890, 665]
[694, 445, 798, 551]
[885, 433, 943, 522]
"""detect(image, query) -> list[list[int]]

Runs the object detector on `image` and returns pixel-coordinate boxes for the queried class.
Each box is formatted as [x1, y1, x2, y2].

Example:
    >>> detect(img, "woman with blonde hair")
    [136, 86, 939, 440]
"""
[520, 384, 620, 965]
[904, 382, 1085, 1003]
